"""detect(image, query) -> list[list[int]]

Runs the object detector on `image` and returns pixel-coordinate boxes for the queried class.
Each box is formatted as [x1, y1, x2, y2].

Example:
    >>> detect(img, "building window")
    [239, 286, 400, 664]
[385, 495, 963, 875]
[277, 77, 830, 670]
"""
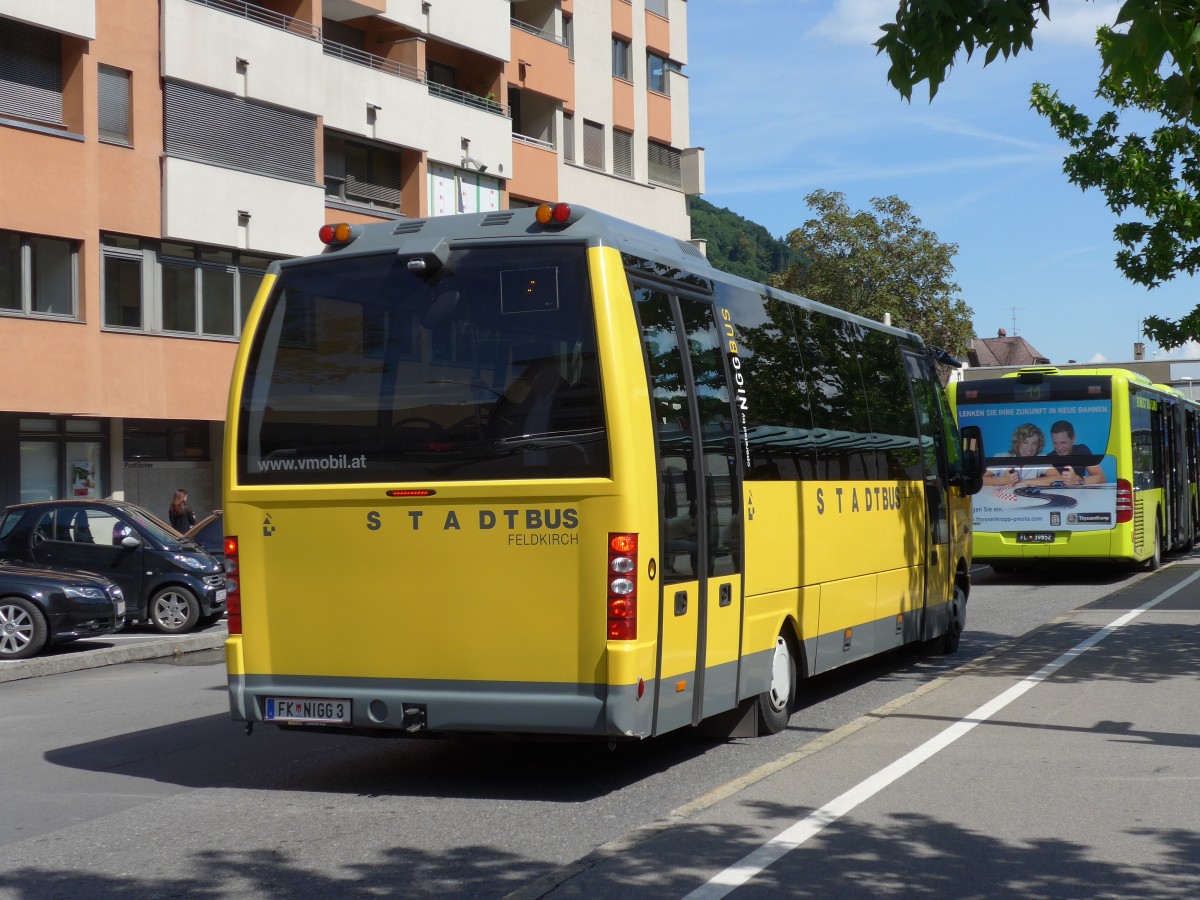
[124, 420, 210, 461]
[325, 134, 402, 212]
[562, 113, 574, 162]
[613, 129, 633, 178]
[0, 230, 77, 319]
[648, 53, 670, 96]
[101, 234, 271, 338]
[612, 37, 632, 81]
[646, 0, 669, 16]
[98, 65, 131, 145]
[427, 60, 456, 90]
[648, 140, 682, 188]
[563, 15, 574, 61]
[583, 120, 605, 170]
[0, 19, 63, 126]
[164, 80, 316, 183]
[102, 234, 144, 329]
[15, 417, 107, 503]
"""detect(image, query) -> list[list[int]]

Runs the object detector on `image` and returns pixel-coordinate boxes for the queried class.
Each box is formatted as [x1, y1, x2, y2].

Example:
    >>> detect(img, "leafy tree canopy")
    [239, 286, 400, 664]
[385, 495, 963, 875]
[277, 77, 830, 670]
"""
[772, 190, 975, 360]
[876, 0, 1200, 348]
[688, 196, 802, 283]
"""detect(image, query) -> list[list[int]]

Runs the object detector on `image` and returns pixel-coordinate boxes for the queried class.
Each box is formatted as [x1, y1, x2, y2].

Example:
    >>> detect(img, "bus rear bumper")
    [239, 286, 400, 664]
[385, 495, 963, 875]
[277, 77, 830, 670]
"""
[974, 529, 1127, 562]
[228, 673, 649, 739]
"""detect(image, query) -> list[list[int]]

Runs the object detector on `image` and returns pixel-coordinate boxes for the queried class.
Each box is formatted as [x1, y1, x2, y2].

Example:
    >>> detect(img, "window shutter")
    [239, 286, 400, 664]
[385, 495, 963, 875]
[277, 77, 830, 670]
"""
[583, 120, 604, 170]
[164, 80, 316, 182]
[98, 66, 131, 144]
[562, 113, 574, 162]
[345, 144, 402, 209]
[0, 19, 63, 125]
[648, 141, 682, 188]
[613, 130, 632, 178]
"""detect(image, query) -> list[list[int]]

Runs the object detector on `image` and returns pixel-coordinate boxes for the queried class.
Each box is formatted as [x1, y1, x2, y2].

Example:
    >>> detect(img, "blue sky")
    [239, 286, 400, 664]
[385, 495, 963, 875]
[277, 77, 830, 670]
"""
[686, 0, 1200, 366]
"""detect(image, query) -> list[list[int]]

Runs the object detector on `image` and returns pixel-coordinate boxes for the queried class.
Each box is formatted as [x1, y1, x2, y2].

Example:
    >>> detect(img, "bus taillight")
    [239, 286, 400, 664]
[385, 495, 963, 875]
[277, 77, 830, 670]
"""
[224, 535, 241, 635]
[1116, 478, 1133, 524]
[607, 532, 638, 640]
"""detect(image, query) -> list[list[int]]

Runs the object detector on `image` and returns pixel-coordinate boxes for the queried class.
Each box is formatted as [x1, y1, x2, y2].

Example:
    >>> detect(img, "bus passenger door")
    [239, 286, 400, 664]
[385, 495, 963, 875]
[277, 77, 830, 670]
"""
[902, 351, 953, 622]
[636, 287, 744, 733]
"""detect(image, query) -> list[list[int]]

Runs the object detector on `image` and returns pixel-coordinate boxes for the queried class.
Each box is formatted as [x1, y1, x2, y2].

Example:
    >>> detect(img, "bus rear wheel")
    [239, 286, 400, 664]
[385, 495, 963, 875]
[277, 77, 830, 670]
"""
[757, 634, 797, 735]
[1144, 520, 1162, 571]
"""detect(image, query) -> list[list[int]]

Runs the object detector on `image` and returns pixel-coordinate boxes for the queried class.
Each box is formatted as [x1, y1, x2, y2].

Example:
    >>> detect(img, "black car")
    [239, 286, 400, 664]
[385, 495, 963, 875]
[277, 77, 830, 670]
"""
[0, 500, 225, 634]
[0, 560, 126, 660]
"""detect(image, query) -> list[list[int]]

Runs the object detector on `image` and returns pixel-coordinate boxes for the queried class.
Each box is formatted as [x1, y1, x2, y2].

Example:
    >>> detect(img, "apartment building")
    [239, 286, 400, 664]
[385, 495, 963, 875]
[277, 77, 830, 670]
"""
[0, 0, 703, 514]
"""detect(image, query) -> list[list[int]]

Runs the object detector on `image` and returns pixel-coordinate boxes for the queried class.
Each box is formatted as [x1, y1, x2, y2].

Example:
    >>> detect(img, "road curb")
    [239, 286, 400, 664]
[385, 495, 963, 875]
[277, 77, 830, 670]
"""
[0, 630, 226, 684]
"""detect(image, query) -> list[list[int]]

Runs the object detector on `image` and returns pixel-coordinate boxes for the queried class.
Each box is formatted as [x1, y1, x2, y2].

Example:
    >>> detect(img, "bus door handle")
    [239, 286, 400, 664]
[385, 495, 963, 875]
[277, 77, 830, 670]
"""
[719, 583, 732, 607]
[674, 590, 688, 616]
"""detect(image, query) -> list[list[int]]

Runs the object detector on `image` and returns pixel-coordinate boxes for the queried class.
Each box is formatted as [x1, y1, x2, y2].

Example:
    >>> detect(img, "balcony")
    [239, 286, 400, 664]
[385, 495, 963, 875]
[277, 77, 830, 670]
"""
[183, 0, 320, 40]
[508, 19, 572, 105]
[165, 0, 324, 114]
[322, 41, 424, 85]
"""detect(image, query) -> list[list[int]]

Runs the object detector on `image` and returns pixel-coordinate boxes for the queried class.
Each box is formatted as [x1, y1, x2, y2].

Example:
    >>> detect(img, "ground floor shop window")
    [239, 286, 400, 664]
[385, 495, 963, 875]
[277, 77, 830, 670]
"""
[15, 418, 106, 502]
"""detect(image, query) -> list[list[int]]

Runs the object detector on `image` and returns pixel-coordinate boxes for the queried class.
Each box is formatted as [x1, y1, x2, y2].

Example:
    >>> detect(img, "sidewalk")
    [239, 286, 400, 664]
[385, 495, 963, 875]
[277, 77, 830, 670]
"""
[0, 628, 226, 684]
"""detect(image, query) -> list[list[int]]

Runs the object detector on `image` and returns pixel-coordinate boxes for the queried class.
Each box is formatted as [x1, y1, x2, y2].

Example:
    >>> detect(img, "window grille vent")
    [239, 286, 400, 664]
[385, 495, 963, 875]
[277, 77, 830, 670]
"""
[0, 19, 63, 125]
[165, 80, 316, 182]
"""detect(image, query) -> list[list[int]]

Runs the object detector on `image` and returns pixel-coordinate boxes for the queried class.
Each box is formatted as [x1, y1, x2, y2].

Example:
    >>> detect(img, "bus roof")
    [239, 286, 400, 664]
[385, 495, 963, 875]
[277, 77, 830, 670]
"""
[296, 205, 929, 349]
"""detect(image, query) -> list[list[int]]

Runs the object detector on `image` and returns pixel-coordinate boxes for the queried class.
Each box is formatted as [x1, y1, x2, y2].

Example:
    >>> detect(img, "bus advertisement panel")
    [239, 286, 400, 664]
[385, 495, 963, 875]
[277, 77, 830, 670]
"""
[957, 392, 1117, 535]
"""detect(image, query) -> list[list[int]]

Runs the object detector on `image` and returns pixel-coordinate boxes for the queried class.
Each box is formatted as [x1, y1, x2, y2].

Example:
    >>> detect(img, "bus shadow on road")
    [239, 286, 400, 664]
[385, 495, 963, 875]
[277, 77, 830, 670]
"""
[43, 712, 730, 802]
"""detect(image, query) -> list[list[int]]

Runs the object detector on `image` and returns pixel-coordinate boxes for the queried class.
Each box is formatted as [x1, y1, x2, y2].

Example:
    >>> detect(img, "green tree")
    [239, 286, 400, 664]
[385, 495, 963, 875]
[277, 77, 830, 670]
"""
[876, 0, 1200, 348]
[772, 190, 975, 360]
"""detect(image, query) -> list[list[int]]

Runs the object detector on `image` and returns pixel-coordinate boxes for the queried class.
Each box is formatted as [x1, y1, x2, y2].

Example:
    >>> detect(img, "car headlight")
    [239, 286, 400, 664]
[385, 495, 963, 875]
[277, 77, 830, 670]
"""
[64, 585, 107, 601]
[174, 554, 208, 571]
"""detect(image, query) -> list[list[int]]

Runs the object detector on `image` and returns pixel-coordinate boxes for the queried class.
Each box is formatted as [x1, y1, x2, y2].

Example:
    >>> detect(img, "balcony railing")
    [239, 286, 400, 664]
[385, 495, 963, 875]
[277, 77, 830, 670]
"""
[185, 0, 321, 41]
[428, 82, 508, 117]
[322, 41, 425, 84]
[510, 18, 566, 46]
[513, 132, 554, 151]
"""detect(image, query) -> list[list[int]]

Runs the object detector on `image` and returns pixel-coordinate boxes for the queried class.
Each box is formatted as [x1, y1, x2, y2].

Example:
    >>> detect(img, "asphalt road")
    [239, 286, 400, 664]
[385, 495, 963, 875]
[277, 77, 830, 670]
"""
[1, 560, 1195, 898]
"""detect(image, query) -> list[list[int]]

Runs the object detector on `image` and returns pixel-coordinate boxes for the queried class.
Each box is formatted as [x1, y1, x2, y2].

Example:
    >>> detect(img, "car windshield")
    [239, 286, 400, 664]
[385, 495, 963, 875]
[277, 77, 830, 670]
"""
[237, 244, 609, 484]
[123, 506, 188, 545]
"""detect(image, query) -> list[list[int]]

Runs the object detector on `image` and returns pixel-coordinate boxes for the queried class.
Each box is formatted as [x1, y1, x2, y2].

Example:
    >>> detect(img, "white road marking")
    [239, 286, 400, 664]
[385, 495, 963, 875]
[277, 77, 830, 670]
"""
[685, 568, 1200, 899]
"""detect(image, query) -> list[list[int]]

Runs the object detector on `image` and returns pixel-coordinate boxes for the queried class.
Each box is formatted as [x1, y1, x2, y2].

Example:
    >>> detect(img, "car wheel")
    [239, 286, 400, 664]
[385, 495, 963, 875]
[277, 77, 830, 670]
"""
[0, 595, 48, 660]
[149, 586, 200, 634]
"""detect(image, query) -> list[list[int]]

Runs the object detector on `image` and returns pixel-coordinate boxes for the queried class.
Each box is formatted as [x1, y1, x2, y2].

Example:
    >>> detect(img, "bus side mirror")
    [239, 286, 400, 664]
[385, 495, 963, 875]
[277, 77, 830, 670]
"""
[959, 425, 984, 496]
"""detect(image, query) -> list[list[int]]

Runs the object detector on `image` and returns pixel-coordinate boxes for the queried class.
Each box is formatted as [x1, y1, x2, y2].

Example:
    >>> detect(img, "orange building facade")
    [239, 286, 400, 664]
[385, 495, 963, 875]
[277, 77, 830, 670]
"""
[0, 0, 702, 513]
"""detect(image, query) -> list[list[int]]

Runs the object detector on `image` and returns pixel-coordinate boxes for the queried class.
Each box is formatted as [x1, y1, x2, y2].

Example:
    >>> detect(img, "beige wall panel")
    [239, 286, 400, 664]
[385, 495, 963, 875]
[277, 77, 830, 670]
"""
[508, 140, 558, 203]
[507, 28, 573, 104]
[0, 0, 95, 39]
[2, 318, 236, 421]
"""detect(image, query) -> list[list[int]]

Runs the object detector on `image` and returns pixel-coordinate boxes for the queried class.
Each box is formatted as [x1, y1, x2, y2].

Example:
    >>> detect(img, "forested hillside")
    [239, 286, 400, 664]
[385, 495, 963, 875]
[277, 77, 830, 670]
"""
[687, 196, 801, 283]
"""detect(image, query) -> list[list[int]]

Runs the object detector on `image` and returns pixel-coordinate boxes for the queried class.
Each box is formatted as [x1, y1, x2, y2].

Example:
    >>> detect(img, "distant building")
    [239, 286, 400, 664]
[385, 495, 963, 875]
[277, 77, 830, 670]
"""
[967, 328, 1051, 369]
[0, 0, 703, 511]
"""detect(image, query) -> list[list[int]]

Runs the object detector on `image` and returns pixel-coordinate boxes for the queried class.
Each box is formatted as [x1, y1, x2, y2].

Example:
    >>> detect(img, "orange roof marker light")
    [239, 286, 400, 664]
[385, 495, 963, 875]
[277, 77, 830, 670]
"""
[318, 223, 360, 246]
[534, 202, 580, 227]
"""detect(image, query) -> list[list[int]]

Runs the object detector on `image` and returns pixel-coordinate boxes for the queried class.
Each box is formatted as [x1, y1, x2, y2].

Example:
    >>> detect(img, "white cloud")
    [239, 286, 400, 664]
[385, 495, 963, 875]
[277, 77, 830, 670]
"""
[1036, 2, 1121, 46]
[1089, 352, 1109, 363]
[810, 0, 1120, 48]
[810, 0, 897, 44]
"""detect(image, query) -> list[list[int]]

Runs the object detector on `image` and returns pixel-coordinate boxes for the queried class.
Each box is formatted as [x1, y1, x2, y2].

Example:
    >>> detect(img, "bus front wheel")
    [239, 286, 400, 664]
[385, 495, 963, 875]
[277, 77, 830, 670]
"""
[940, 584, 967, 654]
[757, 634, 797, 735]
